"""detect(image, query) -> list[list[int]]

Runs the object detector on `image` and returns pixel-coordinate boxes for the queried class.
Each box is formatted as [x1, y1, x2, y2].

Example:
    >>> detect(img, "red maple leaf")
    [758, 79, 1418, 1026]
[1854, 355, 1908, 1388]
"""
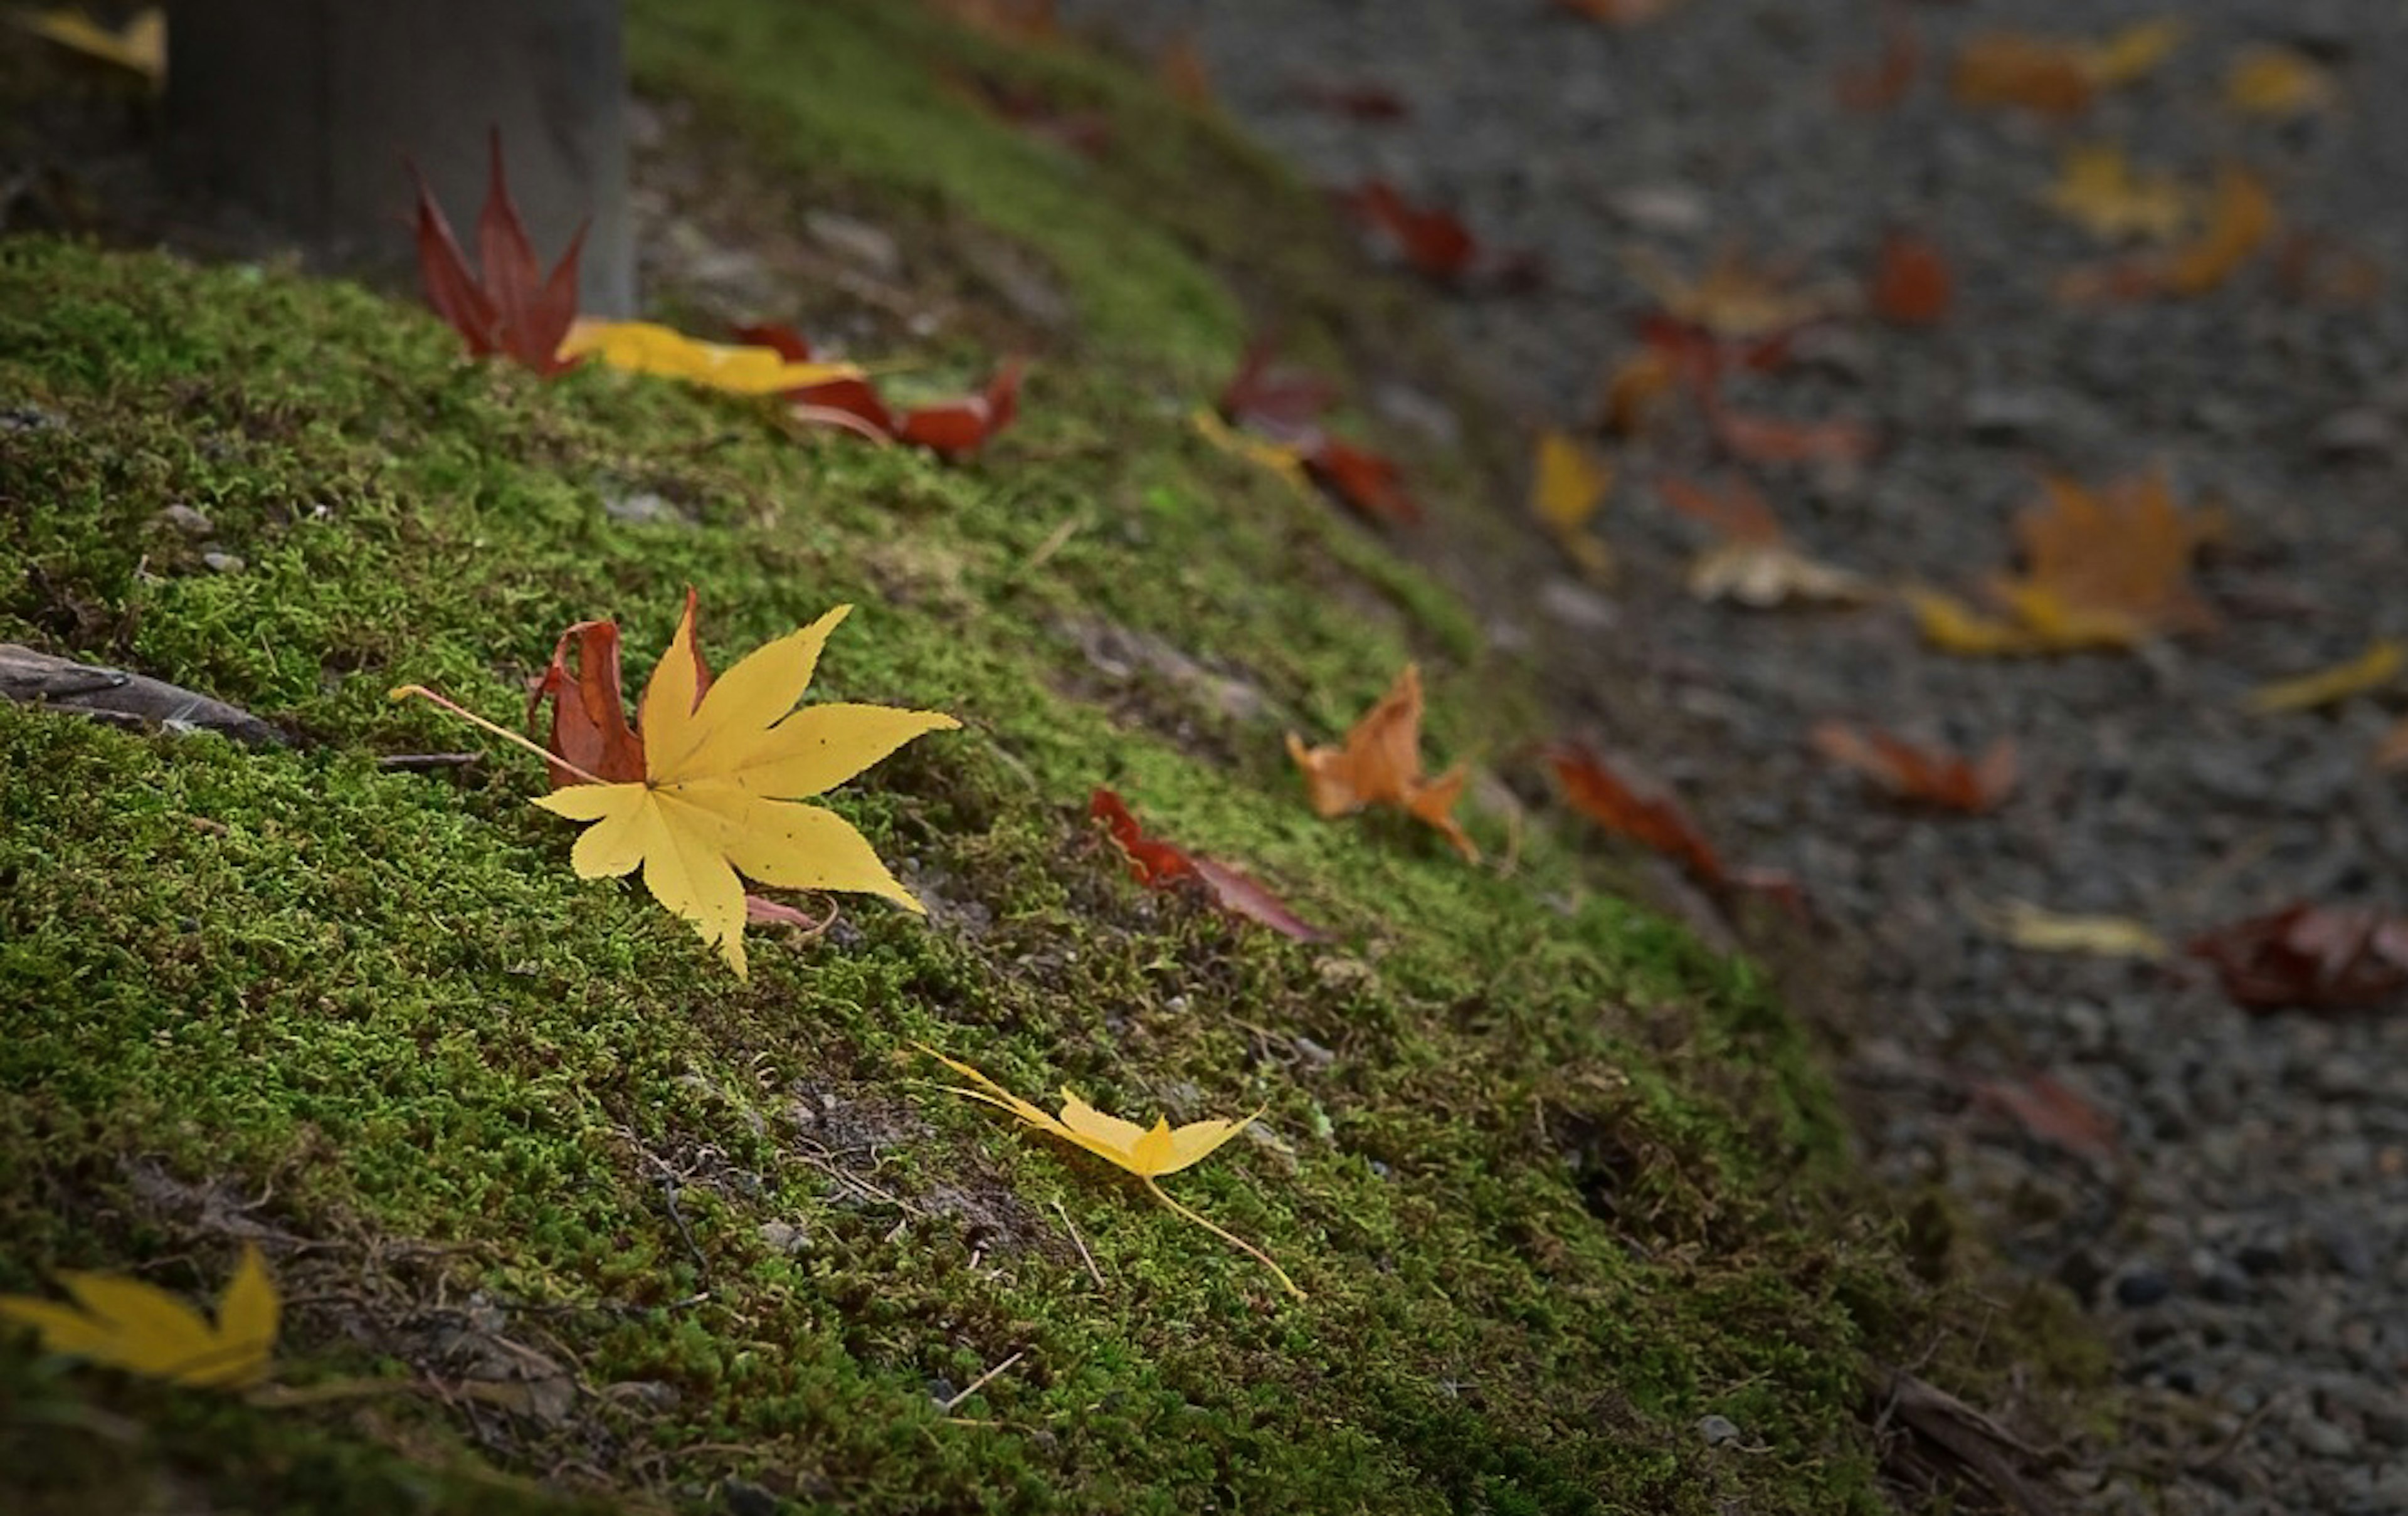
[1090, 789, 1329, 942]
[408, 129, 588, 376]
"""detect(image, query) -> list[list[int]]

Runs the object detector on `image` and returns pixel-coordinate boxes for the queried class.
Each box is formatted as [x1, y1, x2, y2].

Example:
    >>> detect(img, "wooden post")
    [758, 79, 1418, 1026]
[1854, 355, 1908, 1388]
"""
[164, 0, 635, 315]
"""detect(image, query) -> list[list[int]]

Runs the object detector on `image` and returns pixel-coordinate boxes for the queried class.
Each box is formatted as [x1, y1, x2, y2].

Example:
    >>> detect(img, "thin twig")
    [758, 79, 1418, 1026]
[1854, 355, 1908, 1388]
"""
[939, 1350, 1025, 1414]
[1052, 1198, 1106, 1291]
[376, 752, 481, 772]
[389, 685, 606, 785]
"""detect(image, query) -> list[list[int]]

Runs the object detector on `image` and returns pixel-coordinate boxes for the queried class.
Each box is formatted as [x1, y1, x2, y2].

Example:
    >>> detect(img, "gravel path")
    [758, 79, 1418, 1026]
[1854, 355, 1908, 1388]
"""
[1072, 1, 2408, 1509]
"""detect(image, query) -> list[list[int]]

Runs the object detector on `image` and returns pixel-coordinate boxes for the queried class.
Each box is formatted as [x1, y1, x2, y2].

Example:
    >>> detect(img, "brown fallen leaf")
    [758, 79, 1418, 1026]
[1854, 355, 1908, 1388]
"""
[1548, 744, 1723, 883]
[1970, 1073, 2119, 1166]
[1810, 722, 2017, 813]
[1089, 788, 1330, 942]
[1338, 182, 1542, 289]
[1870, 230, 1953, 327]
[2189, 903, 2408, 1011]
[1629, 247, 1830, 342]
[2375, 718, 2408, 772]
[1835, 4, 1920, 112]
[1287, 665, 1476, 861]
[1950, 19, 2183, 117]
[1911, 466, 2216, 655]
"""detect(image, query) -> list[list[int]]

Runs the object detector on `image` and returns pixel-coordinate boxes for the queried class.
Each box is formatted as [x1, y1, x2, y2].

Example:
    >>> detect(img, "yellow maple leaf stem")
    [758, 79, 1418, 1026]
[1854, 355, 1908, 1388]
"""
[1143, 1177, 1304, 1300]
[389, 683, 608, 786]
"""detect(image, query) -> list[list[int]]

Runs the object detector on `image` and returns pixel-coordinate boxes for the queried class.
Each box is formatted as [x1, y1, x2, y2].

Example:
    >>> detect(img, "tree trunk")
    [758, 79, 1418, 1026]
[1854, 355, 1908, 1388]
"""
[164, 0, 635, 315]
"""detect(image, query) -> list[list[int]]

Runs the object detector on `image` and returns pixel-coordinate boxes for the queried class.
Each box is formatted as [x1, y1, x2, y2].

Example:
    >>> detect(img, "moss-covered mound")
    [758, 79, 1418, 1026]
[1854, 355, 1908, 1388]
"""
[1, 3, 2063, 1512]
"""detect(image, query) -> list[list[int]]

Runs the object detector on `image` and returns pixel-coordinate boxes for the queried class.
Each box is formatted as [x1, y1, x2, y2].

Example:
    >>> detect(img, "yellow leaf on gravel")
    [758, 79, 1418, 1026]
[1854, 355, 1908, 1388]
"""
[2225, 46, 2335, 118]
[916, 1045, 1301, 1297]
[1904, 587, 2043, 656]
[1971, 898, 2169, 959]
[2160, 166, 2276, 297]
[0, 1244, 278, 1388]
[1190, 408, 1311, 494]
[13, 6, 163, 85]
[531, 594, 958, 977]
[558, 319, 863, 396]
[2046, 145, 2192, 243]
[1530, 430, 1616, 581]
[2083, 18, 2185, 87]
[2244, 640, 2404, 714]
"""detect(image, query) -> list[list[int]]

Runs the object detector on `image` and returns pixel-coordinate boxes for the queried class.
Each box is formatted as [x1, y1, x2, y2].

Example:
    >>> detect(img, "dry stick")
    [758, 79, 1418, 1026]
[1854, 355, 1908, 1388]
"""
[1052, 1198, 1107, 1291]
[939, 1350, 1025, 1414]
[1143, 1179, 1304, 1300]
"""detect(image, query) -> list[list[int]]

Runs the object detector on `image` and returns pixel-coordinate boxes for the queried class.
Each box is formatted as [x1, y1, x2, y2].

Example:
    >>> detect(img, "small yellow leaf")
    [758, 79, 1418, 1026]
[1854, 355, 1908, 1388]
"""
[0, 1245, 278, 1388]
[1971, 898, 2169, 959]
[1531, 431, 1617, 581]
[532, 594, 958, 978]
[2083, 17, 2185, 87]
[1190, 408, 1312, 493]
[2045, 145, 2193, 243]
[917, 1046, 1299, 1297]
[2244, 640, 2404, 714]
[14, 6, 163, 85]
[2159, 166, 2277, 297]
[2225, 46, 2335, 118]
[558, 319, 864, 396]
[1903, 587, 2042, 656]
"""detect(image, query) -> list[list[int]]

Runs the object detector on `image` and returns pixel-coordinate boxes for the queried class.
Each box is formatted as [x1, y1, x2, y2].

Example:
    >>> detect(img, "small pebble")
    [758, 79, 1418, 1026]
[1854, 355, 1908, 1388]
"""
[2116, 1268, 2172, 1308]
[1697, 1414, 1741, 1448]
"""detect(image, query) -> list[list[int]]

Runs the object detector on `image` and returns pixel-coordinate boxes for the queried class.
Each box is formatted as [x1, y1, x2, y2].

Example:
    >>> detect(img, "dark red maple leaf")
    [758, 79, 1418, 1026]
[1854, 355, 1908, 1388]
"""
[1090, 788, 1329, 942]
[408, 129, 588, 376]
[2189, 903, 2408, 1011]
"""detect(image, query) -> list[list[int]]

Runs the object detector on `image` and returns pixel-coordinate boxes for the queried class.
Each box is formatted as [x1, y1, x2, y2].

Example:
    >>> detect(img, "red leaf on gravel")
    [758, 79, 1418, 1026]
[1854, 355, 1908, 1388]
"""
[1835, 4, 1921, 112]
[1091, 788, 1330, 942]
[1706, 397, 1878, 466]
[1548, 745, 1725, 883]
[2188, 903, 2408, 1011]
[1218, 339, 1343, 438]
[1870, 230, 1953, 326]
[1301, 436, 1421, 527]
[1339, 181, 1542, 288]
[731, 322, 899, 436]
[1660, 473, 1782, 546]
[1809, 722, 2017, 813]
[408, 129, 588, 377]
[1971, 1073, 2118, 1164]
[1551, 0, 1679, 25]
[1285, 78, 1410, 122]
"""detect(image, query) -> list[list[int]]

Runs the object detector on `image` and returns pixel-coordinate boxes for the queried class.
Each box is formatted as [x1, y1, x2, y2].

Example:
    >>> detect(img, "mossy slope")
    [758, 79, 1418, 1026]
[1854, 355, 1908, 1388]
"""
[4, 4, 1988, 1512]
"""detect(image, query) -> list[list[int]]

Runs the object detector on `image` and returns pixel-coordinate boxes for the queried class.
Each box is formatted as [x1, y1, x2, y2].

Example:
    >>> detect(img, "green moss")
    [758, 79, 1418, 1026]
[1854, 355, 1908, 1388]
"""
[0, 1, 2094, 1510]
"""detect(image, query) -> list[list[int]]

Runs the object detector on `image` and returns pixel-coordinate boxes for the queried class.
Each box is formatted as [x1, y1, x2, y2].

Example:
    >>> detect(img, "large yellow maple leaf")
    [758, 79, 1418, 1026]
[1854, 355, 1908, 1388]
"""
[0, 1244, 278, 1389]
[531, 596, 958, 977]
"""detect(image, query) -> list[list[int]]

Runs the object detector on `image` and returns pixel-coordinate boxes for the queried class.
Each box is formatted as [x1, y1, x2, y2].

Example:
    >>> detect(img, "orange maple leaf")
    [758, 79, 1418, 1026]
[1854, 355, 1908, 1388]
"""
[1286, 665, 1476, 861]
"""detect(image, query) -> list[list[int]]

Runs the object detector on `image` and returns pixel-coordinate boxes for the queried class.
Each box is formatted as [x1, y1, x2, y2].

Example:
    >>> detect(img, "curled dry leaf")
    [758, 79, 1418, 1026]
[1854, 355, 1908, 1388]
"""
[1810, 722, 2017, 813]
[1301, 437, 1422, 527]
[2189, 903, 2408, 1011]
[2243, 640, 2402, 715]
[1547, 744, 1723, 883]
[1970, 1074, 2118, 1166]
[1706, 401, 1878, 468]
[1870, 230, 1953, 327]
[557, 320, 862, 396]
[1662, 475, 1873, 608]
[0, 1244, 278, 1389]
[1531, 429, 1616, 581]
[2057, 166, 2277, 303]
[1909, 467, 2215, 655]
[1217, 338, 1343, 440]
[408, 129, 588, 377]
[1089, 789, 1330, 943]
[917, 1045, 1302, 1297]
[1286, 664, 1476, 861]
[1970, 898, 2168, 959]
